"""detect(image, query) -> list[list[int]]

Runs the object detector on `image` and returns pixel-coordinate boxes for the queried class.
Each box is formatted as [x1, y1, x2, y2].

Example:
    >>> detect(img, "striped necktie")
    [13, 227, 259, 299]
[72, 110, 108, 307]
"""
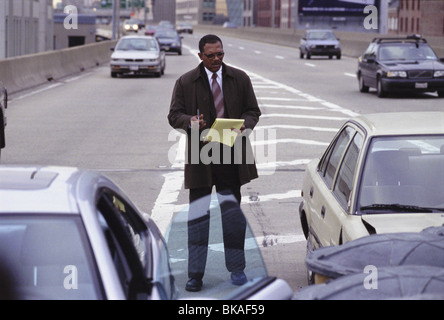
[212, 72, 224, 118]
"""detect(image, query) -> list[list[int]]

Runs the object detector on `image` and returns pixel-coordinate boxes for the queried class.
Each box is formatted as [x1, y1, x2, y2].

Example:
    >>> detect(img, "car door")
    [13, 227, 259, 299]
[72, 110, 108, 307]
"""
[360, 43, 378, 87]
[308, 125, 357, 249]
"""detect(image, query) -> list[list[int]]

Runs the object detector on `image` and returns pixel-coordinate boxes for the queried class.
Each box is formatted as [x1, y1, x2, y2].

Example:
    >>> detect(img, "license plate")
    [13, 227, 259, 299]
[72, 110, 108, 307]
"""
[415, 82, 427, 89]
[130, 66, 139, 71]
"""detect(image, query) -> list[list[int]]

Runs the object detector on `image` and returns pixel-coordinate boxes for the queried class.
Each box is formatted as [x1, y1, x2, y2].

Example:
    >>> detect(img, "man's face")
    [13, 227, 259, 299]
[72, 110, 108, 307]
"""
[198, 41, 224, 73]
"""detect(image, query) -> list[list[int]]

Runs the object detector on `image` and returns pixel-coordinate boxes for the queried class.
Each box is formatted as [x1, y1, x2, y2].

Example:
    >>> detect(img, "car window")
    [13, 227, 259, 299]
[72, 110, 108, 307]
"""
[307, 31, 336, 40]
[358, 135, 444, 213]
[320, 126, 356, 189]
[0, 215, 102, 300]
[363, 43, 376, 58]
[165, 194, 269, 299]
[333, 132, 363, 210]
[378, 43, 438, 61]
[116, 38, 158, 51]
[97, 190, 151, 299]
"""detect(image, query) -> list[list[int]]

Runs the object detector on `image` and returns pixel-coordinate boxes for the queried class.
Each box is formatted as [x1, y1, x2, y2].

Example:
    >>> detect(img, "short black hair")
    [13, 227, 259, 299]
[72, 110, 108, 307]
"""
[199, 34, 223, 53]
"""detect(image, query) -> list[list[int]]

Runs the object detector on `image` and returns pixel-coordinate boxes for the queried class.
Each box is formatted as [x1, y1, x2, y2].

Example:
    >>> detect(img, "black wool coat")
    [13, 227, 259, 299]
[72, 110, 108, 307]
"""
[168, 62, 261, 189]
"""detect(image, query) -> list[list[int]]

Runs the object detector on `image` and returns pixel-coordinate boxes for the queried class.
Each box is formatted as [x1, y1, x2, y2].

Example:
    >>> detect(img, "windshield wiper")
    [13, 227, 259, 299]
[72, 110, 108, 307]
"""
[359, 203, 444, 213]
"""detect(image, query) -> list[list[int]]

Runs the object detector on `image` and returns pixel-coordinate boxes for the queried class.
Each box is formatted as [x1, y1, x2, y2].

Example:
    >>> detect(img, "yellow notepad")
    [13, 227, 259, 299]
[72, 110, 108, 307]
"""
[203, 118, 245, 147]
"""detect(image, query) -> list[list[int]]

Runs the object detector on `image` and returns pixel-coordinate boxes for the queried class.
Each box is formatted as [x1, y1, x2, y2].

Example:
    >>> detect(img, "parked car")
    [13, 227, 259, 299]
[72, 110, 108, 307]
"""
[299, 29, 341, 60]
[122, 18, 144, 34]
[0, 81, 7, 160]
[357, 35, 444, 97]
[299, 112, 444, 257]
[176, 22, 193, 34]
[0, 165, 293, 300]
[154, 29, 182, 55]
[110, 35, 165, 78]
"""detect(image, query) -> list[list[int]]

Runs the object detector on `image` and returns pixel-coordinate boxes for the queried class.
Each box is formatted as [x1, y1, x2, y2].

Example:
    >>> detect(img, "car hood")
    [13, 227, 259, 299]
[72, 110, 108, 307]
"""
[111, 50, 159, 59]
[381, 59, 444, 70]
[361, 213, 444, 234]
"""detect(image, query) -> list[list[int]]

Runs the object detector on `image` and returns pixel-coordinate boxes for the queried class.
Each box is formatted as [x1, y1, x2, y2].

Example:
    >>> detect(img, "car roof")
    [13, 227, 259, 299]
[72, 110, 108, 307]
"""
[0, 166, 107, 215]
[352, 112, 444, 136]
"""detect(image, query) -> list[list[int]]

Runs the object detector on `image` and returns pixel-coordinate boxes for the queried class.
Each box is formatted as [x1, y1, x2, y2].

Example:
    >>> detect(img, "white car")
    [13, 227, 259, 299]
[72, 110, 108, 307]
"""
[0, 165, 293, 300]
[110, 35, 166, 78]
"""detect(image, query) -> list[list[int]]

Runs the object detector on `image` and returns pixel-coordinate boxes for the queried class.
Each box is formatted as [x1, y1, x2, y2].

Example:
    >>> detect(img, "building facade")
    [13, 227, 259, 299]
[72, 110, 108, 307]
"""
[396, 0, 444, 36]
[0, 0, 54, 59]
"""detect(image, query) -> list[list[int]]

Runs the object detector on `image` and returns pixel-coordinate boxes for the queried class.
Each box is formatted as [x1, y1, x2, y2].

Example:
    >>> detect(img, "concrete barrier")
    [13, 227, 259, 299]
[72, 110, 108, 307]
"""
[195, 25, 444, 59]
[0, 40, 117, 95]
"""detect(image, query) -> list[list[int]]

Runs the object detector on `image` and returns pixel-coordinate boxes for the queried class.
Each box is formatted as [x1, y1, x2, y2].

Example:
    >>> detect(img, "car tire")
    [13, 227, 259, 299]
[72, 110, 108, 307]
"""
[358, 73, 369, 93]
[306, 236, 315, 285]
[300, 51, 304, 59]
[337, 53, 341, 59]
[111, 72, 118, 78]
[306, 52, 311, 59]
[376, 76, 387, 98]
[438, 91, 444, 98]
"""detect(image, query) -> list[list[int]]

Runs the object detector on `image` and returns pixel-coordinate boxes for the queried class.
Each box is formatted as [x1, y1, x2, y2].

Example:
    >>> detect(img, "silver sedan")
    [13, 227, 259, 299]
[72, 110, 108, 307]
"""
[0, 166, 293, 300]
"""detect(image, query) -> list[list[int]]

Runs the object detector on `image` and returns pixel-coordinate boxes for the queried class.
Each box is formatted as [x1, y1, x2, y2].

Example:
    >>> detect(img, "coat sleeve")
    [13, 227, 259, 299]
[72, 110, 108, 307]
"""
[168, 77, 193, 132]
[240, 73, 261, 131]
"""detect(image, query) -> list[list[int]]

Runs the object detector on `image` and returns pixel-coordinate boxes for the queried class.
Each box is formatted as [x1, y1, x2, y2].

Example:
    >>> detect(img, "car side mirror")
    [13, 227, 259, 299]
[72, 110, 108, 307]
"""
[440, 58, 444, 63]
[366, 57, 375, 63]
[302, 37, 306, 40]
[110, 47, 115, 51]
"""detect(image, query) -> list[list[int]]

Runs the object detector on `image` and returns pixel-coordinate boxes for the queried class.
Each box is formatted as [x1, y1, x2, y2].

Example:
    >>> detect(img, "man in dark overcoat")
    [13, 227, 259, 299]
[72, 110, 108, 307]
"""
[168, 34, 261, 292]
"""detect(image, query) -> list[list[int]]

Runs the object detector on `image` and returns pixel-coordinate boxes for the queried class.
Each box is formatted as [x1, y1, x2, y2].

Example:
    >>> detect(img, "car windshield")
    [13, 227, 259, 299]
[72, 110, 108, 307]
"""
[358, 135, 444, 214]
[0, 215, 102, 300]
[164, 194, 269, 299]
[378, 43, 438, 61]
[307, 31, 337, 41]
[155, 31, 178, 38]
[116, 38, 158, 51]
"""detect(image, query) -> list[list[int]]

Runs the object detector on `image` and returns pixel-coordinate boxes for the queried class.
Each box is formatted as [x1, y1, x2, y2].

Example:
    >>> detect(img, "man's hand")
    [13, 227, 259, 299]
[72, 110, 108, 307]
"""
[190, 113, 206, 130]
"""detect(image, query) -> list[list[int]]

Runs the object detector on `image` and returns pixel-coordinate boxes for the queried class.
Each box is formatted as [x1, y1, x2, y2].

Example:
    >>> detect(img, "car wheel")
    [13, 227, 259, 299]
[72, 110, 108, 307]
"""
[358, 73, 369, 93]
[329, 55, 333, 59]
[306, 236, 315, 285]
[300, 51, 304, 59]
[111, 72, 117, 78]
[337, 54, 341, 59]
[376, 76, 387, 98]
[306, 52, 311, 59]
[438, 91, 444, 98]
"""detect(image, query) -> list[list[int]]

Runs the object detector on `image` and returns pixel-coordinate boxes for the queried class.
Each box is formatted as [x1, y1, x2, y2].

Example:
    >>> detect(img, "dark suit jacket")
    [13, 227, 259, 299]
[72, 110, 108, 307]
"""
[168, 62, 261, 189]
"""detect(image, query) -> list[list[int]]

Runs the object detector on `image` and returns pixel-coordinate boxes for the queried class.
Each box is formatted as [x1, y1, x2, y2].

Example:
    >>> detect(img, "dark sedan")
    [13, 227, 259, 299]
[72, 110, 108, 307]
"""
[155, 30, 182, 55]
[357, 35, 444, 98]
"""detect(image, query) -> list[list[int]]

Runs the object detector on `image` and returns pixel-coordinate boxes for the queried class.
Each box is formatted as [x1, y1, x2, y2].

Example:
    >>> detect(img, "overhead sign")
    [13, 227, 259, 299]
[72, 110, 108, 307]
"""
[298, 0, 379, 16]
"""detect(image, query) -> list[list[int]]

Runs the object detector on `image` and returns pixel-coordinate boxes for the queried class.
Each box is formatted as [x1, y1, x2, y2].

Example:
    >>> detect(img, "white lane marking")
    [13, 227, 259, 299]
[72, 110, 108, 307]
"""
[254, 50, 262, 54]
[12, 83, 63, 100]
[252, 138, 329, 147]
[275, 55, 285, 60]
[345, 72, 356, 77]
[305, 63, 316, 67]
[260, 113, 347, 121]
[259, 104, 324, 111]
[256, 124, 338, 132]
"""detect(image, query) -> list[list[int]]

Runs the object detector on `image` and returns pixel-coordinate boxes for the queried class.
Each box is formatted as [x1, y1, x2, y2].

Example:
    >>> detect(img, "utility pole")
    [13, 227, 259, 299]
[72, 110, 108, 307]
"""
[112, 0, 121, 39]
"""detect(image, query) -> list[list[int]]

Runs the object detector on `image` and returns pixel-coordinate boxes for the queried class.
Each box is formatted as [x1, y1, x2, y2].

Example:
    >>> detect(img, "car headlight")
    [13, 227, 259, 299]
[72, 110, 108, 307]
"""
[132, 24, 139, 30]
[434, 70, 444, 78]
[124, 25, 130, 30]
[387, 71, 407, 78]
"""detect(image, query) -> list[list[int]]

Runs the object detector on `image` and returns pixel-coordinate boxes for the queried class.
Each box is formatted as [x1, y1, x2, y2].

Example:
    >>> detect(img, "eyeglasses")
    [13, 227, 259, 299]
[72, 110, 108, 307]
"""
[202, 51, 225, 60]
